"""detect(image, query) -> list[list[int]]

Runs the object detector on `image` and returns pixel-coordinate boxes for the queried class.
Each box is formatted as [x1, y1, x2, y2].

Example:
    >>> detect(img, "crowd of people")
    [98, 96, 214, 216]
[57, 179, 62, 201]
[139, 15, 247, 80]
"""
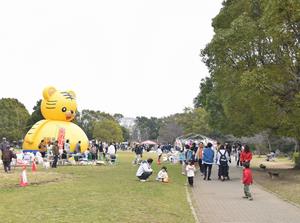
[0, 137, 121, 172]
[1, 136, 254, 200]
[35, 139, 117, 167]
[134, 140, 254, 200]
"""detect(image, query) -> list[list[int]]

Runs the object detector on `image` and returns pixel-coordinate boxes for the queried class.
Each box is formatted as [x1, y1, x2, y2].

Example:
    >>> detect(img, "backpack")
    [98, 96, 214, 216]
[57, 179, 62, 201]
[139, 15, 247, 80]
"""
[185, 150, 193, 161]
[219, 150, 227, 166]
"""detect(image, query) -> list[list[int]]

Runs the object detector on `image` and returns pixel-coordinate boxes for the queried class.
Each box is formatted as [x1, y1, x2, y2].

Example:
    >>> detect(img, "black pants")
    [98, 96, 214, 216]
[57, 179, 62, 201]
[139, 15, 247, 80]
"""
[41, 151, 46, 158]
[219, 164, 228, 178]
[138, 171, 152, 180]
[188, 176, 194, 186]
[3, 161, 11, 172]
[91, 153, 97, 160]
[198, 159, 203, 173]
[203, 164, 212, 179]
[52, 155, 58, 168]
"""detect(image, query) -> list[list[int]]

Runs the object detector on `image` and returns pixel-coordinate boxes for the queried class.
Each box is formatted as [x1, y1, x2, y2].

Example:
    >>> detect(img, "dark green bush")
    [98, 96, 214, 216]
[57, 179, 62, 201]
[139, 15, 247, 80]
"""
[293, 152, 300, 168]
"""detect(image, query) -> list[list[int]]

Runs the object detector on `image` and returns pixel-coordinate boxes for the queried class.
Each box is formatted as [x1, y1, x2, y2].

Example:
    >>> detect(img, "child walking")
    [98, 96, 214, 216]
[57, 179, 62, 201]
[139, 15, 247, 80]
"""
[242, 162, 253, 200]
[186, 161, 196, 187]
[157, 145, 163, 165]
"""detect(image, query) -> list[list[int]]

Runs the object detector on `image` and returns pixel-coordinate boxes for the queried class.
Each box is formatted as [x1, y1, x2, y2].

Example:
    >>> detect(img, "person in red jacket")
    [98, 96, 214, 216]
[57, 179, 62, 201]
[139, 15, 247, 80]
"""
[240, 145, 252, 166]
[242, 161, 253, 200]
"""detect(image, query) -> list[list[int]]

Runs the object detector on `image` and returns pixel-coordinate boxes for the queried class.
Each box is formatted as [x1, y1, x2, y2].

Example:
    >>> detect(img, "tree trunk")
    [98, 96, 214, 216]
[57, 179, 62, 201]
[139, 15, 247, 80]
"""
[266, 134, 272, 152]
[294, 138, 299, 153]
[255, 143, 261, 157]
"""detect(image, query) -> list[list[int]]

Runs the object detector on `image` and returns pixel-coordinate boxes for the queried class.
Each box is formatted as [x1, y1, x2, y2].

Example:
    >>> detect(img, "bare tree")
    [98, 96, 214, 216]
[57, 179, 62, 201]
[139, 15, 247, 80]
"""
[158, 122, 183, 144]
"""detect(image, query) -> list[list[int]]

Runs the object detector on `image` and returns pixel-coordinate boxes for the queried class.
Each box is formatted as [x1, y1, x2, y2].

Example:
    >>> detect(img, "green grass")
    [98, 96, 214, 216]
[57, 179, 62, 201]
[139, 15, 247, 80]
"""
[251, 155, 294, 169]
[251, 155, 300, 206]
[0, 152, 195, 223]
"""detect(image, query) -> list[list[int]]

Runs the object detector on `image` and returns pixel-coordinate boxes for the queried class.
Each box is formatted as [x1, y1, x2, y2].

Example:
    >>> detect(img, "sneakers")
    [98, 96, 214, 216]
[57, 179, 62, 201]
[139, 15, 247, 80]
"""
[242, 196, 253, 200]
[140, 179, 146, 182]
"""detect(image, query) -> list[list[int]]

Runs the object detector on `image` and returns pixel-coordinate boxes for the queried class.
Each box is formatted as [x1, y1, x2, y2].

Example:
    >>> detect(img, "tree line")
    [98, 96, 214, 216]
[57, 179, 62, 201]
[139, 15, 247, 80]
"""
[194, 0, 300, 166]
[0, 99, 126, 143]
[0, 98, 211, 144]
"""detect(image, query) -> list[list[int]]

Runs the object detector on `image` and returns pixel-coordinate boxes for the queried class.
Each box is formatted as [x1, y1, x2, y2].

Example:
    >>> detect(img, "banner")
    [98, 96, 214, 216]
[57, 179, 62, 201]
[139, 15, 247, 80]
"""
[57, 128, 65, 150]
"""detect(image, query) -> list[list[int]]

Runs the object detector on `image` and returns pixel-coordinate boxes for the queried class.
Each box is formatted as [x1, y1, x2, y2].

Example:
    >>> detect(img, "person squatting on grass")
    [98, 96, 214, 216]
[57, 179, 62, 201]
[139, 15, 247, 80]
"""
[186, 160, 196, 187]
[136, 158, 153, 182]
[156, 166, 169, 183]
[242, 161, 253, 201]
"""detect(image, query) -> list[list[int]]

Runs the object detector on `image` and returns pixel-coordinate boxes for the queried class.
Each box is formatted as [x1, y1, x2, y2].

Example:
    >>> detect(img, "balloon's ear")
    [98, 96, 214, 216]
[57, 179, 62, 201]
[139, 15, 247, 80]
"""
[43, 86, 57, 100]
[67, 90, 76, 99]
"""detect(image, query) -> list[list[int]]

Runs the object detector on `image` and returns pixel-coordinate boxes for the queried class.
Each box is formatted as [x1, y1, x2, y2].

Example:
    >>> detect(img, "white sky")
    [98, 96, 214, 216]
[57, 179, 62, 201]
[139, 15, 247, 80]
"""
[0, 0, 223, 118]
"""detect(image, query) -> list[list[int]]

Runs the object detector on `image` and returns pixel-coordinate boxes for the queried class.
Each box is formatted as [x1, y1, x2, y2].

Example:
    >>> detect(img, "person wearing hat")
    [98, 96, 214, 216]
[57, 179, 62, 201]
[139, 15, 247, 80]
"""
[0, 137, 10, 152]
[2, 145, 16, 173]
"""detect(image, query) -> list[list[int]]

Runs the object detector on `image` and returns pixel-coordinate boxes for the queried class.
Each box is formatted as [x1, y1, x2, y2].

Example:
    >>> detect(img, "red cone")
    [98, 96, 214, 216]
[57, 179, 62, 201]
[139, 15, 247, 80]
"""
[32, 160, 37, 172]
[20, 165, 28, 187]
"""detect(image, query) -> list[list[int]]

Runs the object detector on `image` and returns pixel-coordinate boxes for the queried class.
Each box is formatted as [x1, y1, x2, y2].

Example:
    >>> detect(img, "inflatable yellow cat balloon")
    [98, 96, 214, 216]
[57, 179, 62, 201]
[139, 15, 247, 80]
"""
[22, 86, 89, 152]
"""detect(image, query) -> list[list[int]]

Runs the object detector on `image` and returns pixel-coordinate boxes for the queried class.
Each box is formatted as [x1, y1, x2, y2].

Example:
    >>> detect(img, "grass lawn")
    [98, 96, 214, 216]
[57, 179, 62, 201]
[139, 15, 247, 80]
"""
[251, 155, 300, 206]
[0, 151, 195, 223]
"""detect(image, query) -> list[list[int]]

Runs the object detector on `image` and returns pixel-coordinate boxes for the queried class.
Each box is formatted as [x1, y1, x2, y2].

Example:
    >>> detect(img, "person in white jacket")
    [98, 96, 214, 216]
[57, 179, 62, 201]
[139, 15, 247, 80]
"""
[107, 143, 116, 156]
[216, 145, 231, 181]
[156, 166, 168, 182]
[107, 143, 116, 163]
[136, 158, 153, 182]
[186, 161, 196, 186]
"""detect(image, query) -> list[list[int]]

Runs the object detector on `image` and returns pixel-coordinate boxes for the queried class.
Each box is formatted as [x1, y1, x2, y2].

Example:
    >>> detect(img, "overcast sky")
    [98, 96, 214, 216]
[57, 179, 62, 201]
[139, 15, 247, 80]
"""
[0, 0, 223, 118]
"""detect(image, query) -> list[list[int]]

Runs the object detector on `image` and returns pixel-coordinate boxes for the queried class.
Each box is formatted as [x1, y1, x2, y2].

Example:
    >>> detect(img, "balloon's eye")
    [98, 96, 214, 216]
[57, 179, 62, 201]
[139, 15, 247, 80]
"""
[62, 107, 67, 112]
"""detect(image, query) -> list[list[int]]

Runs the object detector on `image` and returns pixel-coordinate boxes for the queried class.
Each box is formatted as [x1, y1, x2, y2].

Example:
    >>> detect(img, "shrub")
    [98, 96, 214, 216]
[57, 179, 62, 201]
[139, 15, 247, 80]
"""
[293, 152, 300, 168]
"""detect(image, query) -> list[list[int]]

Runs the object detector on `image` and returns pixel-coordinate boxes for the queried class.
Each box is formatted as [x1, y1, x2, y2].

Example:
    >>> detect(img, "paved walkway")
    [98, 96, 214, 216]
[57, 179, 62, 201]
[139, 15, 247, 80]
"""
[191, 164, 300, 223]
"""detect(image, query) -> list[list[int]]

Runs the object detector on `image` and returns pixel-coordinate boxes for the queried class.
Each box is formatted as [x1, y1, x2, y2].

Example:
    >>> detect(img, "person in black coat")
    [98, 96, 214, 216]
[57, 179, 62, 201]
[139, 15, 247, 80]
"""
[2, 146, 16, 172]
